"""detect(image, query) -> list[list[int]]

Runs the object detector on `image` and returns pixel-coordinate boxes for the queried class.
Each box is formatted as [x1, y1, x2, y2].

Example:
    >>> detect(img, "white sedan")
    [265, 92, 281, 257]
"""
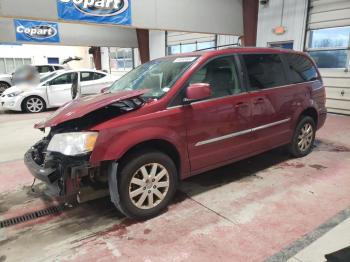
[0, 64, 67, 94]
[0, 69, 119, 113]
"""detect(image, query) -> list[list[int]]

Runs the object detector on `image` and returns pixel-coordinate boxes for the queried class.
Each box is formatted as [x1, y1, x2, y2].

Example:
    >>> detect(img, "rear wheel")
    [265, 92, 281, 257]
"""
[116, 150, 178, 219]
[289, 116, 316, 157]
[23, 96, 46, 113]
[0, 82, 10, 95]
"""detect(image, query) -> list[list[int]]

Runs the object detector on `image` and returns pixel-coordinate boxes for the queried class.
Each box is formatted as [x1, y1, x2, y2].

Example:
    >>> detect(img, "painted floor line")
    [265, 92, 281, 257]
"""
[265, 206, 350, 262]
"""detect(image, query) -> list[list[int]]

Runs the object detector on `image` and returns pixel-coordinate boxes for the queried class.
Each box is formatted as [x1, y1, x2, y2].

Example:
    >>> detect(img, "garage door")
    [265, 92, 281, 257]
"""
[166, 32, 239, 55]
[306, 0, 350, 115]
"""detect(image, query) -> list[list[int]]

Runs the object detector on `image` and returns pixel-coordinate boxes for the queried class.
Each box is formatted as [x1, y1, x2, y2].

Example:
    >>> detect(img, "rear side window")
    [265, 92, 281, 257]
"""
[54, 66, 64, 70]
[36, 66, 53, 73]
[80, 72, 95, 82]
[242, 54, 288, 90]
[93, 72, 106, 80]
[282, 54, 319, 83]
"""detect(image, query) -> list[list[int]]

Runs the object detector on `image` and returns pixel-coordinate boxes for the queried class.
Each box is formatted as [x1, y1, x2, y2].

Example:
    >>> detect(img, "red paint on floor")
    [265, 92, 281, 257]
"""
[1, 114, 350, 261]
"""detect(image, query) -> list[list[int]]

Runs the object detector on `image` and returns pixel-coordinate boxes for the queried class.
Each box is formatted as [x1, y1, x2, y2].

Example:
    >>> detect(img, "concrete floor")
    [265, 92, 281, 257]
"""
[0, 109, 350, 262]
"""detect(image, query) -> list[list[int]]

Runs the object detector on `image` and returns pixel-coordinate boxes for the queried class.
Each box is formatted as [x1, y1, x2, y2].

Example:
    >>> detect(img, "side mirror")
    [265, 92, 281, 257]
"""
[184, 83, 212, 104]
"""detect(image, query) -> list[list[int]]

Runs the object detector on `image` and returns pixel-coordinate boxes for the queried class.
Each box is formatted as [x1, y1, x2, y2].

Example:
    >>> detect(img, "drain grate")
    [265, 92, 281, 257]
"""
[0, 205, 63, 229]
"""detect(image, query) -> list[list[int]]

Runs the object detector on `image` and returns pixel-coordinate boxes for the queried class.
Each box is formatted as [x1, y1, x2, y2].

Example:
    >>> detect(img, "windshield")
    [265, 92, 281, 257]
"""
[109, 56, 198, 98]
[40, 72, 59, 83]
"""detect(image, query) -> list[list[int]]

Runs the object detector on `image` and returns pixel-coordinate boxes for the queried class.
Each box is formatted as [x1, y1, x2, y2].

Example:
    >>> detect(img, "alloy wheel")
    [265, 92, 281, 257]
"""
[128, 163, 170, 210]
[26, 97, 44, 113]
[297, 123, 314, 152]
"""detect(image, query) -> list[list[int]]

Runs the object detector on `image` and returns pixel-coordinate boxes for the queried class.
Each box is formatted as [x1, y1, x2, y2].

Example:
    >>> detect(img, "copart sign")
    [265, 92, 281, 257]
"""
[57, 0, 131, 25]
[14, 20, 60, 43]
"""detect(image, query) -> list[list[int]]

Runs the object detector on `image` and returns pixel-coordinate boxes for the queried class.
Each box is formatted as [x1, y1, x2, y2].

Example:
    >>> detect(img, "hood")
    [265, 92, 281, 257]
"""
[35, 90, 148, 129]
[3, 82, 39, 95]
[0, 74, 12, 79]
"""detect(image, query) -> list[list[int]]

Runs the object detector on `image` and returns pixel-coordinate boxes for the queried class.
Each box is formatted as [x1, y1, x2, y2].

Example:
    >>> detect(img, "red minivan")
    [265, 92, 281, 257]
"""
[25, 48, 327, 219]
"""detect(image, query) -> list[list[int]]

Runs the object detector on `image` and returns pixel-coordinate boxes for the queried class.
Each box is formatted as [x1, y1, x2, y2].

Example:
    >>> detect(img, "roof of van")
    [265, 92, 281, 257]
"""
[168, 47, 307, 59]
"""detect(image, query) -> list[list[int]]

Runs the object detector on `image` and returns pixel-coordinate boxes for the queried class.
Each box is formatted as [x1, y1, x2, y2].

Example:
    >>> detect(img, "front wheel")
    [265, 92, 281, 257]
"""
[116, 150, 178, 219]
[23, 96, 46, 113]
[289, 116, 316, 157]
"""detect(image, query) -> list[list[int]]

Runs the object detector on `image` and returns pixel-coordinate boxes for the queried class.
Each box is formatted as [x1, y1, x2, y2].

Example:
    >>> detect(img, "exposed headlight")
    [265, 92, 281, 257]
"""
[47, 132, 98, 156]
[7, 91, 23, 97]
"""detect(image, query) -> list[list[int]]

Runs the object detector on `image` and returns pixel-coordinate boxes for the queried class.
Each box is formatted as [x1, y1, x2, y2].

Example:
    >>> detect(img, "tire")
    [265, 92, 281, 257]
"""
[0, 82, 11, 95]
[289, 116, 316, 158]
[23, 96, 46, 113]
[116, 150, 178, 219]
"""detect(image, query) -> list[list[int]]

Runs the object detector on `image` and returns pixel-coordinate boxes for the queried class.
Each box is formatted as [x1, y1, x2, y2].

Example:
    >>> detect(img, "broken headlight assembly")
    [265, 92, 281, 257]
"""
[47, 132, 98, 156]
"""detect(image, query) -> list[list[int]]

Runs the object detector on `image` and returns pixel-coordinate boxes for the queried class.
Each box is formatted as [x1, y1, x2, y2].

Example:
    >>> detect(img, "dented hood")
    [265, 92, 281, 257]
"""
[35, 90, 147, 129]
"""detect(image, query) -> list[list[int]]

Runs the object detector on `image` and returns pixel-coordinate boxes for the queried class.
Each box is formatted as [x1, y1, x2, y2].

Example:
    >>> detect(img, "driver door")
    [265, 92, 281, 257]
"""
[183, 55, 254, 173]
[46, 72, 77, 107]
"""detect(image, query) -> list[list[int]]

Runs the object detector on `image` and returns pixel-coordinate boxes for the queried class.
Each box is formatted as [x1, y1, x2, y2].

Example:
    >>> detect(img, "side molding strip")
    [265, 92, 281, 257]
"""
[195, 118, 291, 147]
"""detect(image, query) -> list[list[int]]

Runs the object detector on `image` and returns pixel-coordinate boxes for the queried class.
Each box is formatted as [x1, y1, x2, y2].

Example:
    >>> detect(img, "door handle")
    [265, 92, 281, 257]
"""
[235, 102, 249, 108]
[253, 98, 265, 105]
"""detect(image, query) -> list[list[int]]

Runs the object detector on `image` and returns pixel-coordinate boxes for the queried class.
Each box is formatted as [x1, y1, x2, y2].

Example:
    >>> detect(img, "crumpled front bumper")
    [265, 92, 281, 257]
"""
[24, 139, 92, 197]
[24, 149, 59, 184]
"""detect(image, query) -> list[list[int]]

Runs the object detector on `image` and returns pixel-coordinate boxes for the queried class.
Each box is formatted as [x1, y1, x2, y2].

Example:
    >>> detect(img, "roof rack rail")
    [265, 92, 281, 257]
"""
[196, 43, 241, 52]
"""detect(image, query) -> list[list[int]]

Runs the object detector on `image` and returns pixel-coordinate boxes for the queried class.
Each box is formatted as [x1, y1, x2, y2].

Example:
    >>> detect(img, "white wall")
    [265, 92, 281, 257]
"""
[149, 30, 166, 60]
[256, 0, 308, 51]
[1, 0, 243, 37]
[100, 47, 110, 73]
[132, 0, 243, 35]
[217, 35, 240, 47]
[0, 44, 92, 70]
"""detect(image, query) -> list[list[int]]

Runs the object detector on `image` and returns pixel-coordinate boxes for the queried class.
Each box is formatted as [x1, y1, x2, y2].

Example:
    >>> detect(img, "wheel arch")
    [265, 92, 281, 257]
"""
[299, 107, 318, 127]
[118, 139, 181, 179]
[0, 80, 11, 86]
[21, 95, 47, 112]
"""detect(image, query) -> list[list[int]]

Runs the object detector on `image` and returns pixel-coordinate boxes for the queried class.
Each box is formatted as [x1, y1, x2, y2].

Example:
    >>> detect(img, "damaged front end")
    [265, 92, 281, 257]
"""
[24, 93, 145, 202]
[25, 138, 95, 199]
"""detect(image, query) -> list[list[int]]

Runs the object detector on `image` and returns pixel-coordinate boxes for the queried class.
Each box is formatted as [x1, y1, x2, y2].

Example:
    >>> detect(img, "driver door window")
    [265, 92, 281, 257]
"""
[170, 56, 242, 106]
[189, 56, 242, 98]
[50, 73, 74, 85]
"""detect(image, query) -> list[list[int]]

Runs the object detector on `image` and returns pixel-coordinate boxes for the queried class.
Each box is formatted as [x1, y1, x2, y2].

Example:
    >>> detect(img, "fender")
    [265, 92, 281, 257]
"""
[0, 76, 13, 86]
[90, 125, 191, 178]
[21, 91, 49, 108]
